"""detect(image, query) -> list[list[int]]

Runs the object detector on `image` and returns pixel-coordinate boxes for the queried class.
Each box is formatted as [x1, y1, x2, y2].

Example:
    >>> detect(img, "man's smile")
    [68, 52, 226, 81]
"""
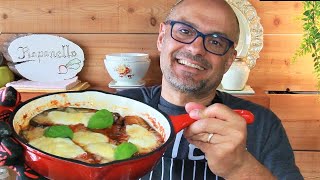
[177, 59, 205, 71]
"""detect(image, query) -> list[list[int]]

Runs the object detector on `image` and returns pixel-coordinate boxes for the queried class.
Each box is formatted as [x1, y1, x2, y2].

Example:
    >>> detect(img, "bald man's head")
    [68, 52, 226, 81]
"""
[166, 0, 240, 44]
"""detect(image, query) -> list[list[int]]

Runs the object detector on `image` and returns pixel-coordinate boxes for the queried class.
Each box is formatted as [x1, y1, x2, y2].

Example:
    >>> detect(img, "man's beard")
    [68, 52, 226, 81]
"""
[161, 50, 219, 94]
[162, 63, 220, 95]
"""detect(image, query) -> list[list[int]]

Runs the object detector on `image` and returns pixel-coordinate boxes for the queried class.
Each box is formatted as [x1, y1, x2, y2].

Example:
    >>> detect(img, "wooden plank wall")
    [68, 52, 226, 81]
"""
[0, 0, 319, 178]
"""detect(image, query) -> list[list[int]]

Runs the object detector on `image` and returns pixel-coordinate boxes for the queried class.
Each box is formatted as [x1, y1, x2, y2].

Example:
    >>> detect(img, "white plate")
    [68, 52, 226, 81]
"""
[108, 80, 145, 89]
[226, 0, 264, 69]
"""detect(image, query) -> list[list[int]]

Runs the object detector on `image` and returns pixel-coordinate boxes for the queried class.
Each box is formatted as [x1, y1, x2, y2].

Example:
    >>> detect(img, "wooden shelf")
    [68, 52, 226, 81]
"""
[234, 88, 269, 108]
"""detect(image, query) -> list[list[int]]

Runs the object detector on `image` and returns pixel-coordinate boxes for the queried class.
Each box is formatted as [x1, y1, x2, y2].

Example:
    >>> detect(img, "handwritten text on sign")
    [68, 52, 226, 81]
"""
[17, 45, 77, 61]
[6, 34, 85, 82]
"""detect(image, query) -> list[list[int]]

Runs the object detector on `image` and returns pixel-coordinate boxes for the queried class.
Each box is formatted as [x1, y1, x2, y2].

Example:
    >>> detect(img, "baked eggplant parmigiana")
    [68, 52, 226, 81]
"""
[20, 107, 164, 164]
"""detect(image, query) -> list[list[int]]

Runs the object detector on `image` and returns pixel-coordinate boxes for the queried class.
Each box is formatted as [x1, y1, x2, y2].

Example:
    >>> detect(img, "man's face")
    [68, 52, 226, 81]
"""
[157, 0, 239, 95]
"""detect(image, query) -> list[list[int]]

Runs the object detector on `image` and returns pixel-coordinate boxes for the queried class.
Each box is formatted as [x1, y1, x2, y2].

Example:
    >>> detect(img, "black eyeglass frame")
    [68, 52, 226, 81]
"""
[165, 20, 235, 56]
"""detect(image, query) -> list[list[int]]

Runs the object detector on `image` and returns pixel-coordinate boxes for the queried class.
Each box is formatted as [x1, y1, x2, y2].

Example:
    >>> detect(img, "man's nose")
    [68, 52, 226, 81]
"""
[186, 36, 206, 55]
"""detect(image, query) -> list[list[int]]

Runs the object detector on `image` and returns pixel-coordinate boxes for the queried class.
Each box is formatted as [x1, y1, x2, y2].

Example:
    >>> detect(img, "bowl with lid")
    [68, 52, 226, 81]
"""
[104, 53, 150, 86]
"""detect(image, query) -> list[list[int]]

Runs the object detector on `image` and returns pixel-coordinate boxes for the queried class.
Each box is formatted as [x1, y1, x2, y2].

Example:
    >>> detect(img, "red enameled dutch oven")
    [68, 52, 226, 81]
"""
[5, 90, 254, 180]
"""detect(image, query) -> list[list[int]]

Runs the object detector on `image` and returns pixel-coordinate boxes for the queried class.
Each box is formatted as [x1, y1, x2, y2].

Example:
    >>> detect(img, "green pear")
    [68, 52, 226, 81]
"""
[0, 66, 15, 87]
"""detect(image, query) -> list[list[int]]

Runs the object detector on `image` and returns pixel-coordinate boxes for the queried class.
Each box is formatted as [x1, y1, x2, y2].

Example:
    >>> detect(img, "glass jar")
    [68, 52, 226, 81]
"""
[221, 58, 250, 90]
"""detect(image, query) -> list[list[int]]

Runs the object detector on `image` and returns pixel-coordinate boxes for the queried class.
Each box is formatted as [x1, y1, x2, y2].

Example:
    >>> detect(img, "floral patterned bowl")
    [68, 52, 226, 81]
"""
[104, 53, 150, 86]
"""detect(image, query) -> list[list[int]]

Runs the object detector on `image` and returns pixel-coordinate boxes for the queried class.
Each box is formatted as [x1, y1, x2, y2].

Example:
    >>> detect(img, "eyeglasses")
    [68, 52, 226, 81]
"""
[165, 20, 234, 56]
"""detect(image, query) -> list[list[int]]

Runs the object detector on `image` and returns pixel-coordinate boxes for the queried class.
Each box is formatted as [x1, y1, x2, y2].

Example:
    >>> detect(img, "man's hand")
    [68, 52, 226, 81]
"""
[183, 102, 276, 179]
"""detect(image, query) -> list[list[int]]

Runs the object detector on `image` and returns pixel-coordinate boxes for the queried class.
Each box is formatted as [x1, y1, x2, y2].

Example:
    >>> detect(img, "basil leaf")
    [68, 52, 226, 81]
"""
[87, 109, 113, 129]
[44, 125, 73, 139]
[114, 142, 138, 160]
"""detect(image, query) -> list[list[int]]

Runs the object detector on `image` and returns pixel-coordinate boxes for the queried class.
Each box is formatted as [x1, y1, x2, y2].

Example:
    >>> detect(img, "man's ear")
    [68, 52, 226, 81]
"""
[224, 49, 237, 73]
[157, 23, 166, 51]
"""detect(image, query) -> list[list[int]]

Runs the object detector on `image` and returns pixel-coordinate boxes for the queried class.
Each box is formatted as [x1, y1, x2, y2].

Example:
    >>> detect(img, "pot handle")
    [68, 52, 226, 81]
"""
[169, 109, 254, 133]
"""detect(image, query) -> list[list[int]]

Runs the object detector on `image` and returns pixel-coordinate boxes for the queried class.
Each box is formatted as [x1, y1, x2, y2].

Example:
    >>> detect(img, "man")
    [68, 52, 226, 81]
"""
[117, 0, 303, 179]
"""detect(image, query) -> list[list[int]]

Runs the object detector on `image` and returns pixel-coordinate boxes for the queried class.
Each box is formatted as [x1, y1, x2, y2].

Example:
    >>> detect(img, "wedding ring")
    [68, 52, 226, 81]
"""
[207, 133, 214, 143]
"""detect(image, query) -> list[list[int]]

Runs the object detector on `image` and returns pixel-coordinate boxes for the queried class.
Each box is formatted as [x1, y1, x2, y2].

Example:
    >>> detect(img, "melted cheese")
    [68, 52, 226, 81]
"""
[126, 124, 158, 153]
[46, 111, 95, 126]
[73, 131, 109, 146]
[29, 137, 85, 158]
[84, 143, 116, 163]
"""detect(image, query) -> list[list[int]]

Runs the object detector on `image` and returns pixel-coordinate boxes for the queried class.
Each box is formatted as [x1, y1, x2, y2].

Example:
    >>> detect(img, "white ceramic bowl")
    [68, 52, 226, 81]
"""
[105, 53, 150, 62]
[104, 53, 150, 86]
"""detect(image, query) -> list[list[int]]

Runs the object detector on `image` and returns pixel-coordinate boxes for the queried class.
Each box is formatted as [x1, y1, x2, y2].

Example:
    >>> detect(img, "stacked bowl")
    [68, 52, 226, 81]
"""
[104, 53, 150, 87]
